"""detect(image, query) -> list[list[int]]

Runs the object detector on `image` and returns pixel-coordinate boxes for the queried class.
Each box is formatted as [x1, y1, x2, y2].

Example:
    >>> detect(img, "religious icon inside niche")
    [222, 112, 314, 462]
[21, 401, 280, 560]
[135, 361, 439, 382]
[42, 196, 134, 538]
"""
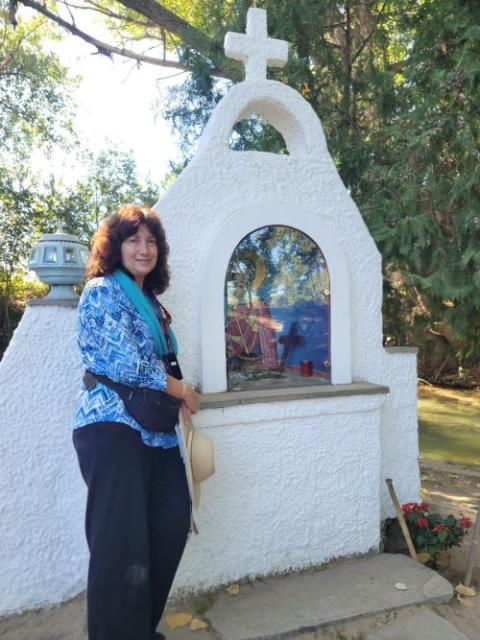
[225, 250, 282, 374]
[225, 225, 331, 389]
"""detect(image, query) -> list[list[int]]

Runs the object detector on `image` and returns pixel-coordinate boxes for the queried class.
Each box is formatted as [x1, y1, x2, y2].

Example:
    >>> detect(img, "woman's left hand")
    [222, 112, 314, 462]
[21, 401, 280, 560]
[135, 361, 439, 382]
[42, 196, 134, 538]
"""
[183, 385, 200, 414]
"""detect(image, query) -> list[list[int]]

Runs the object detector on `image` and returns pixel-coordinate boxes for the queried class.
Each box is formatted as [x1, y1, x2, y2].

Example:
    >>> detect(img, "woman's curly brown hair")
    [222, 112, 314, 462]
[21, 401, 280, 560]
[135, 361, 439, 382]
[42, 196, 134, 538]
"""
[86, 204, 170, 294]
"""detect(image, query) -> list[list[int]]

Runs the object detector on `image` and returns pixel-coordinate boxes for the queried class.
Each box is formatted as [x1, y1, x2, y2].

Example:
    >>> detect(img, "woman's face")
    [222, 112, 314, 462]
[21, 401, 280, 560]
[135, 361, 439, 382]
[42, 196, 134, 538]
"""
[120, 224, 158, 283]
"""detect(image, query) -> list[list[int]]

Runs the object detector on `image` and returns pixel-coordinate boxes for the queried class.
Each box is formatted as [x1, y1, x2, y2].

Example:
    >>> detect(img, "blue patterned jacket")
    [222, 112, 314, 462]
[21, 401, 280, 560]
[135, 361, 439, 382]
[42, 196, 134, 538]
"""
[74, 275, 178, 448]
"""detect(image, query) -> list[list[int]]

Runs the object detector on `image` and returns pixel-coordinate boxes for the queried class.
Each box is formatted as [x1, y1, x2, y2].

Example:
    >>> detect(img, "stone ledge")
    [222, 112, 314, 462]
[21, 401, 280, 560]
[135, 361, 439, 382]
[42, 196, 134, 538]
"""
[201, 382, 389, 410]
[27, 298, 79, 307]
[385, 346, 418, 354]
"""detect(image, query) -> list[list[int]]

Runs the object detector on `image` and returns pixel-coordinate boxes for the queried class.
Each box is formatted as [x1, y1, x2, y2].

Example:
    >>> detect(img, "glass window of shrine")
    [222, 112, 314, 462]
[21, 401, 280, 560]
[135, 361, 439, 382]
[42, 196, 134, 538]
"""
[225, 225, 331, 391]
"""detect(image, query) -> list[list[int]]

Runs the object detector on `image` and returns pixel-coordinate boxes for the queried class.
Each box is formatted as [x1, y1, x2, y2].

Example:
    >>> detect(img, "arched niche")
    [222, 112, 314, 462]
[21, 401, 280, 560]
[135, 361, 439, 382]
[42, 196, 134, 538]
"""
[229, 115, 289, 154]
[196, 80, 329, 159]
[225, 225, 331, 390]
[200, 202, 351, 392]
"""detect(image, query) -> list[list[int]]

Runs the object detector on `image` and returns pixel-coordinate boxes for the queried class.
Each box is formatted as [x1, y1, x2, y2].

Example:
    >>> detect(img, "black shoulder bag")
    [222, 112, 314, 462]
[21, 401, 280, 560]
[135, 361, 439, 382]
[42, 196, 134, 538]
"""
[83, 300, 183, 433]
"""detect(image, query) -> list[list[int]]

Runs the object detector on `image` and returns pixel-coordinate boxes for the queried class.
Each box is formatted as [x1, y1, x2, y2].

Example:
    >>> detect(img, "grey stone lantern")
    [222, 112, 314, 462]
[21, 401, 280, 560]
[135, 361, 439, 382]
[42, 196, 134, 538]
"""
[28, 224, 89, 302]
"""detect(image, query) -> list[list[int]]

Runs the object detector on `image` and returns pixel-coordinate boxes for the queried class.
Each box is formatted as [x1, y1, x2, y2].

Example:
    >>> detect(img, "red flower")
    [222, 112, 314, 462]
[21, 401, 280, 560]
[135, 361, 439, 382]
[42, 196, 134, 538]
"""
[416, 517, 428, 528]
[459, 516, 472, 530]
[432, 524, 447, 533]
[402, 502, 421, 516]
[419, 502, 430, 512]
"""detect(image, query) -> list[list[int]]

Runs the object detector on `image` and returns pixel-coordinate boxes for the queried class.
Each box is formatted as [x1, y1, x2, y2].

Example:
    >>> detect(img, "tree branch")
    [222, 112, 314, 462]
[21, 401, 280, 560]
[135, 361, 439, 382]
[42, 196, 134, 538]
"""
[320, 21, 347, 30]
[108, 0, 239, 79]
[18, 0, 240, 79]
[115, 1, 214, 53]
[8, 0, 18, 27]
[324, 38, 343, 50]
[18, 0, 190, 71]
[352, 0, 388, 65]
[64, 1, 75, 26]
[64, 0, 155, 29]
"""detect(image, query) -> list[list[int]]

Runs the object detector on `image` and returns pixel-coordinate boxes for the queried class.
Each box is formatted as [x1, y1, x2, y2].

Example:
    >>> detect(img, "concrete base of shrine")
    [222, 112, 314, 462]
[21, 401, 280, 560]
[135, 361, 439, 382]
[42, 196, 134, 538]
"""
[173, 386, 390, 594]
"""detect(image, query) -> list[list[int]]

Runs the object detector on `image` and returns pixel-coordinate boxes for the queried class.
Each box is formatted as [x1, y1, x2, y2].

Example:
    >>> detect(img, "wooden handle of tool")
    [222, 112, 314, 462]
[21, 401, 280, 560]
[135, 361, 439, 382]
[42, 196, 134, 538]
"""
[385, 478, 418, 561]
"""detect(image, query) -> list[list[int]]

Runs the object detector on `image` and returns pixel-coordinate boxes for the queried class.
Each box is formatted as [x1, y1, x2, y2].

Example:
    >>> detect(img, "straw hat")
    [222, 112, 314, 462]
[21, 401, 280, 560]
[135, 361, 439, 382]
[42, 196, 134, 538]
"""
[176, 410, 214, 511]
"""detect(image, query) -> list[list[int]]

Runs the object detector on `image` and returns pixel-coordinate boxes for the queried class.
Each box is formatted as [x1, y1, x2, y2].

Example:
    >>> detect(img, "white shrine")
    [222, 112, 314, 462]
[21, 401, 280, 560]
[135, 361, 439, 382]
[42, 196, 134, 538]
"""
[156, 7, 420, 592]
[0, 8, 420, 614]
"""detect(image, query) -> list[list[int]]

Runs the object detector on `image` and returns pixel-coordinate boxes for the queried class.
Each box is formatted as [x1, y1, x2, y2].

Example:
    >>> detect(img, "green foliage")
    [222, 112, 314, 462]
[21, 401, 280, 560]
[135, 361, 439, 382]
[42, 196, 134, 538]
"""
[0, 3, 76, 159]
[0, 270, 48, 358]
[0, 168, 38, 277]
[0, 7, 159, 357]
[162, 71, 225, 158]
[0, 4, 77, 353]
[157, 0, 480, 365]
[401, 501, 472, 562]
[228, 226, 329, 309]
[0, 146, 159, 358]
[53, 148, 160, 243]
[229, 117, 288, 153]
[364, 1, 480, 360]
[0, 163, 46, 355]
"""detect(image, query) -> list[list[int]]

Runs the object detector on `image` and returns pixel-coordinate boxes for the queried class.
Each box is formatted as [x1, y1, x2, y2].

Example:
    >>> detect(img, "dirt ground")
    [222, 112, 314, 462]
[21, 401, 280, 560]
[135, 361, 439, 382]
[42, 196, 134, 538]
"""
[1, 460, 479, 640]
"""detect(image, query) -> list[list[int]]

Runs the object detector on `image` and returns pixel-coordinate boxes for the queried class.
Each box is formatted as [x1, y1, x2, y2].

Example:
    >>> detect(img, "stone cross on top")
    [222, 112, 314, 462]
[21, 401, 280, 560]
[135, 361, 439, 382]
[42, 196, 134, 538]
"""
[224, 8, 288, 81]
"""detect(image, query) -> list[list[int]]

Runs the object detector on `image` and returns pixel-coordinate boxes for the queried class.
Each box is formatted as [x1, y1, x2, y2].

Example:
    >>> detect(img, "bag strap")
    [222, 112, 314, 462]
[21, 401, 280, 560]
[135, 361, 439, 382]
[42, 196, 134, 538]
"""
[82, 370, 137, 399]
[150, 298, 175, 355]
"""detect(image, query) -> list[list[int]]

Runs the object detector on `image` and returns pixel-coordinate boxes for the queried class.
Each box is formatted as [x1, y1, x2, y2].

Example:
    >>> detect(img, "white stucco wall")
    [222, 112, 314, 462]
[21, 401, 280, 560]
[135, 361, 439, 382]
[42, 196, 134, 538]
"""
[380, 348, 421, 518]
[0, 305, 88, 614]
[174, 391, 386, 592]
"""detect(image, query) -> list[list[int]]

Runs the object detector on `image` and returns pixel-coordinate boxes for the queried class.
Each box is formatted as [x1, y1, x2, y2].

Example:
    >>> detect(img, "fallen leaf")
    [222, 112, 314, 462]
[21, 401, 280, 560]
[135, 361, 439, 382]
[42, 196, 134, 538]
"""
[457, 594, 475, 608]
[165, 612, 193, 629]
[455, 583, 477, 597]
[226, 584, 240, 596]
[190, 618, 208, 631]
[417, 552, 430, 564]
[394, 582, 408, 591]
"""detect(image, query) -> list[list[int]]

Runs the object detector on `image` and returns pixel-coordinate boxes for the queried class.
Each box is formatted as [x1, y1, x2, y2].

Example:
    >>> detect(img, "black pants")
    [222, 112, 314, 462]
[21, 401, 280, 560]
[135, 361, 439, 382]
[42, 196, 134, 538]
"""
[73, 422, 190, 640]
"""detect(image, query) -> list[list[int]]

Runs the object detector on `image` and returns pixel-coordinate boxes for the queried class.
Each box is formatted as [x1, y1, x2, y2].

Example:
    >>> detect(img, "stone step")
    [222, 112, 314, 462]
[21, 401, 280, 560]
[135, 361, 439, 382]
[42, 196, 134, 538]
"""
[197, 553, 453, 640]
[366, 609, 468, 640]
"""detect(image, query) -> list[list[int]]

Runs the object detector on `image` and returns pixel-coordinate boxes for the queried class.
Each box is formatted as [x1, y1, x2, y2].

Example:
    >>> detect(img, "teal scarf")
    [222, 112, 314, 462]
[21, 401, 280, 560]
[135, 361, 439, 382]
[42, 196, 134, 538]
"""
[113, 269, 178, 357]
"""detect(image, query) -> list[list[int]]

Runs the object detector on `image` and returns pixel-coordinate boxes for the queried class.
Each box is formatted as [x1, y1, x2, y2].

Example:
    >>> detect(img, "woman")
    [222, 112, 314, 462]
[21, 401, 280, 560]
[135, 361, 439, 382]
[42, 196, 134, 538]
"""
[73, 203, 199, 640]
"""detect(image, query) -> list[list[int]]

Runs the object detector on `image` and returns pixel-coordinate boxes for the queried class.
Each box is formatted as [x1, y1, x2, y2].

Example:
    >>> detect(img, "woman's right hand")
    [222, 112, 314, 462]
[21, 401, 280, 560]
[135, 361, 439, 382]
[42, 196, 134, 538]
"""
[166, 375, 200, 414]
